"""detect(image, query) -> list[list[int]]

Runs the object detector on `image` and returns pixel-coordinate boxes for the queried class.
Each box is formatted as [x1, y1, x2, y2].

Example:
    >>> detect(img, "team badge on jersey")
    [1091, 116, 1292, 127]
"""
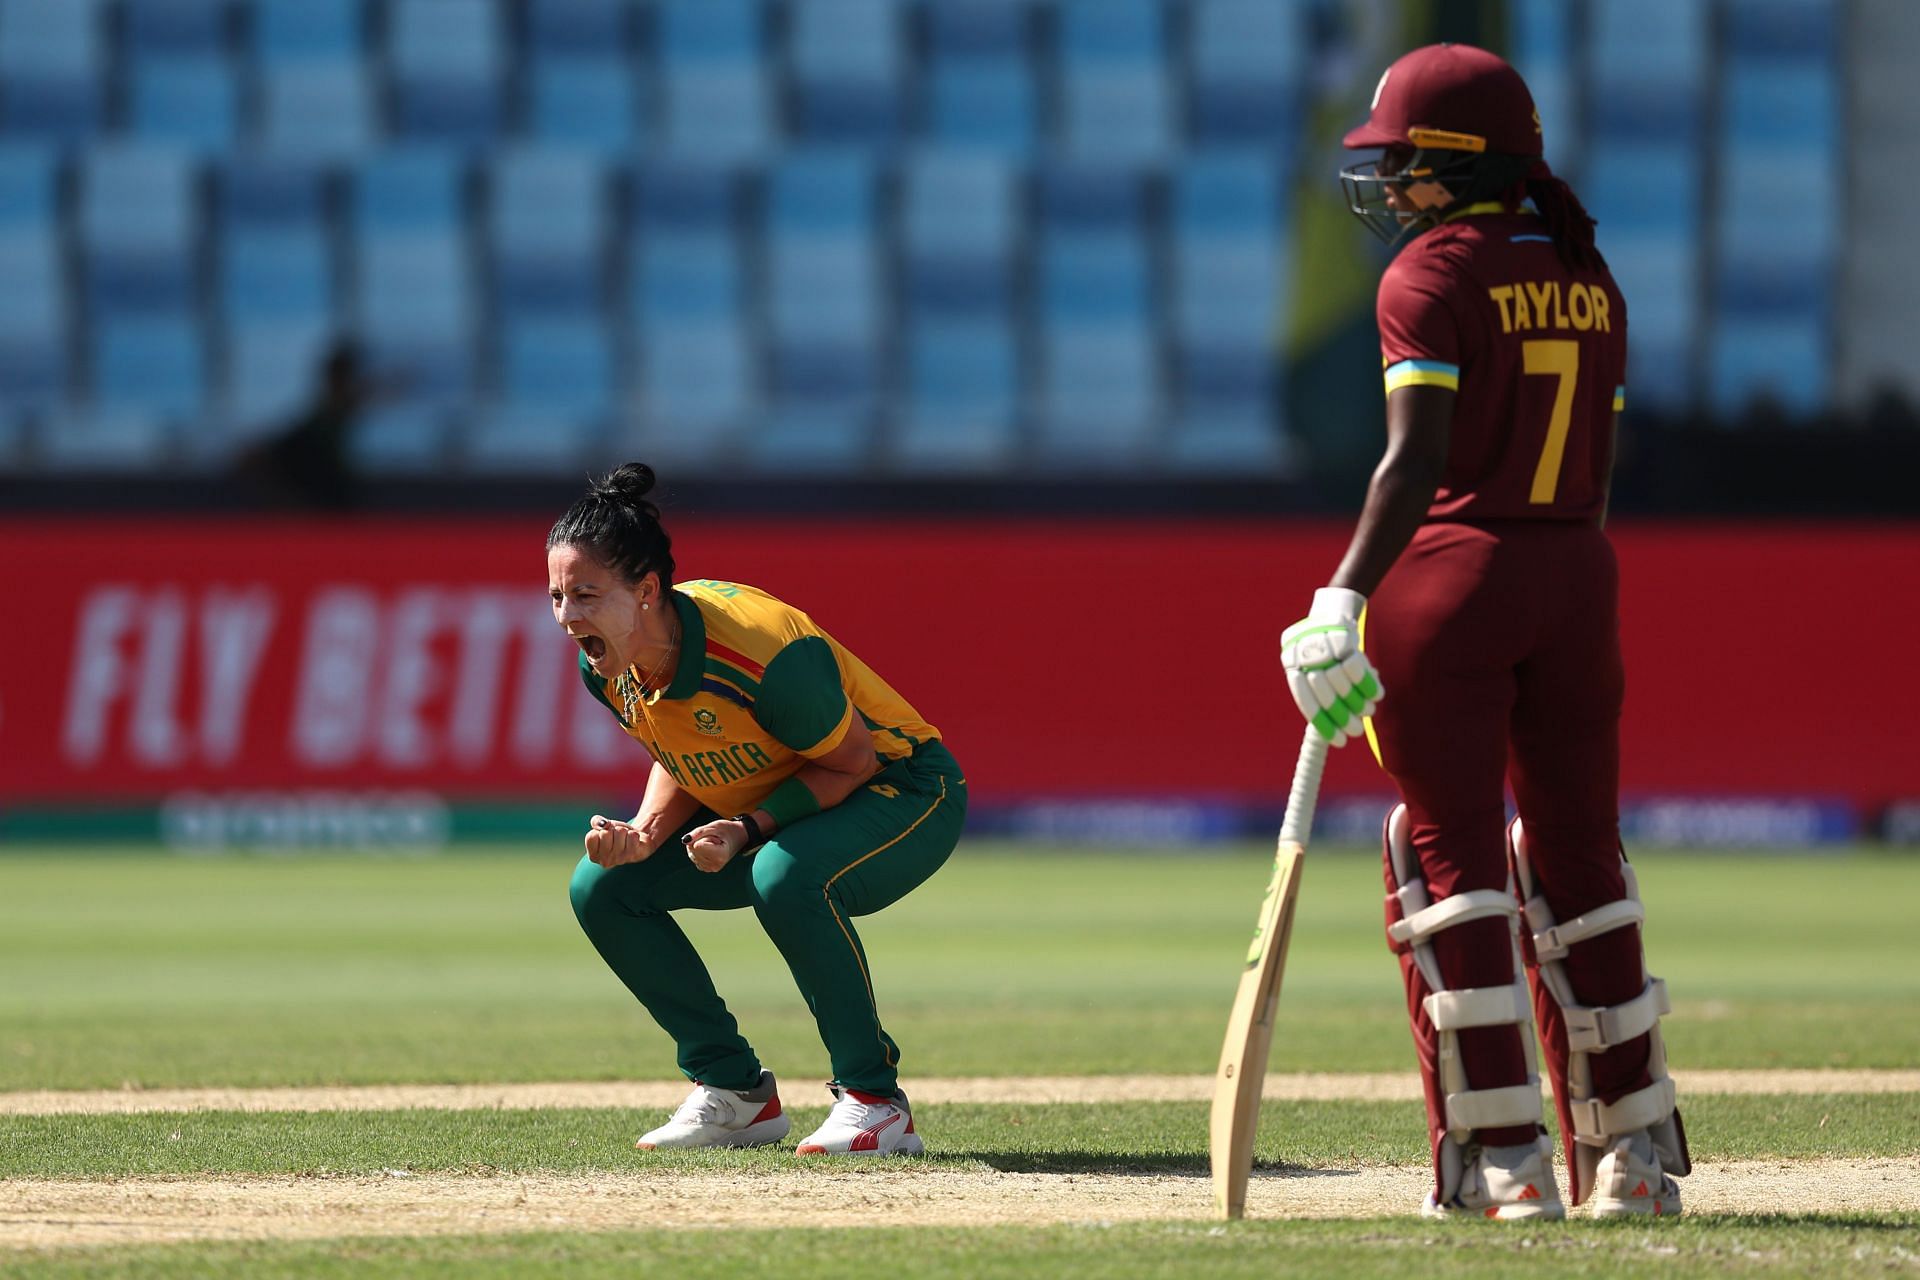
[693, 707, 725, 737]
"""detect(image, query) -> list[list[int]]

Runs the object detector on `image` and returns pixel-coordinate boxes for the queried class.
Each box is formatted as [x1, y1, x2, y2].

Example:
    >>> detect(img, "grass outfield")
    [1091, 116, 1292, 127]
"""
[4, 842, 1919, 1090]
[5, 840, 1919, 1276]
[14, 1219, 1920, 1280]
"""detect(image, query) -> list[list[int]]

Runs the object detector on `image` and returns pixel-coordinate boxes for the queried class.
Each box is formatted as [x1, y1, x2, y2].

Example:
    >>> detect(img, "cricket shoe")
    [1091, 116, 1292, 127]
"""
[794, 1083, 924, 1156]
[1422, 1137, 1566, 1221]
[1588, 1132, 1683, 1218]
[635, 1070, 789, 1150]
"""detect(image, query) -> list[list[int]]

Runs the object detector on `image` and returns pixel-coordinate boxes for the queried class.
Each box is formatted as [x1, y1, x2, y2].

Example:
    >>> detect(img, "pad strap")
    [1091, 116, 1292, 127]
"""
[1560, 978, 1670, 1054]
[1445, 1082, 1544, 1132]
[1424, 979, 1531, 1032]
[1528, 897, 1644, 962]
[1567, 1077, 1677, 1144]
[1388, 889, 1516, 949]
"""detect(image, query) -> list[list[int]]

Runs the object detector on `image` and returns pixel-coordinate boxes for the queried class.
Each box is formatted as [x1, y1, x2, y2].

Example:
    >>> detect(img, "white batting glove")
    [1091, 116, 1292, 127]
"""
[1280, 587, 1384, 748]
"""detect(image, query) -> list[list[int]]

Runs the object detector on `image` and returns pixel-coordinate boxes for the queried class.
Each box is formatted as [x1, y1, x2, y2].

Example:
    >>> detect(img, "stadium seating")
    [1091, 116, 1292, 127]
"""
[0, 0, 1863, 478]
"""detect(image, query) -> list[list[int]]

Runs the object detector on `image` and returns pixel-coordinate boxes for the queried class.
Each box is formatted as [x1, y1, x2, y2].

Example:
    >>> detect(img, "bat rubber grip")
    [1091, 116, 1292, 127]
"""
[1278, 726, 1330, 846]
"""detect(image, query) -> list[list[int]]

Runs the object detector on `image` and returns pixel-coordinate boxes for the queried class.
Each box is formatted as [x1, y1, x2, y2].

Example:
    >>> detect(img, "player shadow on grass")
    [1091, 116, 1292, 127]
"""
[924, 1152, 1351, 1177]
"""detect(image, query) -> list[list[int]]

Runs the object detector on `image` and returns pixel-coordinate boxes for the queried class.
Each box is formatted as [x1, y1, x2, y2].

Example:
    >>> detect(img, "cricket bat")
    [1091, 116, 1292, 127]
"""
[1210, 725, 1331, 1220]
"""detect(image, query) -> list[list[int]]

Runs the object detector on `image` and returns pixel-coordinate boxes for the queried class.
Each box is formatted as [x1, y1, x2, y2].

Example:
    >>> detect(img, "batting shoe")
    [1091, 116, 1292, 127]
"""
[794, 1083, 925, 1157]
[1422, 1137, 1567, 1221]
[635, 1070, 790, 1150]
[1588, 1132, 1683, 1218]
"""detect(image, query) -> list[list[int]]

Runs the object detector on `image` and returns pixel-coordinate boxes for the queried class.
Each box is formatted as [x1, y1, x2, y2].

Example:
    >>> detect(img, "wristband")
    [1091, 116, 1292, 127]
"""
[728, 811, 766, 849]
[761, 776, 822, 829]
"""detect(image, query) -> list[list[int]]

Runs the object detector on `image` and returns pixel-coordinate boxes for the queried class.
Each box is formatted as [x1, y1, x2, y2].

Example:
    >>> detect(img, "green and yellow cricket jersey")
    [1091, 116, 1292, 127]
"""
[580, 579, 941, 817]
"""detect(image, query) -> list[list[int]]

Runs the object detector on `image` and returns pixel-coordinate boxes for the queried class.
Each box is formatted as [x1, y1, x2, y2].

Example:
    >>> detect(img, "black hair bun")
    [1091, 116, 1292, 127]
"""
[597, 462, 657, 503]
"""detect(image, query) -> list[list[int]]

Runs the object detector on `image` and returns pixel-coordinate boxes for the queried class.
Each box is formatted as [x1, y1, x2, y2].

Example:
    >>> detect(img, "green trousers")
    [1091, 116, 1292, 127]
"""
[569, 741, 965, 1094]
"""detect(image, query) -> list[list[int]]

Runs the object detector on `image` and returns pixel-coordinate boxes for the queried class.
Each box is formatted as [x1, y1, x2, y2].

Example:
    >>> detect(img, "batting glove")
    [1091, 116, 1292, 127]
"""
[1280, 587, 1383, 748]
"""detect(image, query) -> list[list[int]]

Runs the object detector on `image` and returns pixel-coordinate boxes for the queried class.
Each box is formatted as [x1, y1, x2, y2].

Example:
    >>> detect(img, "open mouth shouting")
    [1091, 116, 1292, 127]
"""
[574, 633, 609, 667]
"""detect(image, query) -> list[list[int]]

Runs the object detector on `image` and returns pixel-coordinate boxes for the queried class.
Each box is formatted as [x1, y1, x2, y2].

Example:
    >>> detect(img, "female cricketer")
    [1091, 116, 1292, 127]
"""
[550, 463, 965, 1156]
[1279, 45, 1688, 1218]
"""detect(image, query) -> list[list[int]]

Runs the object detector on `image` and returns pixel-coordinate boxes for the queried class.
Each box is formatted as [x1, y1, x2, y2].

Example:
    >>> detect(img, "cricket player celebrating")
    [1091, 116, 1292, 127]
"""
[1279, 45, 1688, 1218]
[551, 463, 965, 1156]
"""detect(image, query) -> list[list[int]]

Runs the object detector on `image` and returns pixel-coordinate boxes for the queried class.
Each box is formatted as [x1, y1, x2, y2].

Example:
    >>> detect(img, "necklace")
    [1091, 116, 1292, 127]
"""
[616, 611, 681, 722]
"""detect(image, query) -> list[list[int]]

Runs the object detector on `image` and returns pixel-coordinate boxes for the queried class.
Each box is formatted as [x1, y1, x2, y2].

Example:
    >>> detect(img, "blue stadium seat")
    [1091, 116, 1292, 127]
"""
[766, 153, 880, 343]
[632, 159, 741, 231]
[633, 235, 741, 326]
[0, 233, 68, 415]
[1580, 145, 1699, 235]
[1062, 67, 1172, 164]
[36, 407, 170, 471]
[389, 0, 503, 144]
[1715, 146, 1838, 317]
[528, 61, 642, 153]
[260, 64, 377, 158]
[902, 151, 1016, 319]
[1036, 323, 1160, 466]
[791, 0, 902, 147]
[1060, 0, 1161, 62]
[1173, 152, 1285, 346]
[130, 58, 239, 152]
[1588, 0, 1708, 144]
[1167, 413, 1290, 474]
[80, 146, 197, 314]
[528, 0, 630, 56]
[1724, 0, 1839, 59]
[349, 406, 448, 474]
[1721, 60, 1838, 150]
[124, 0, 227, 56]
[660, 67, 770, 163]
[465, 407, 603, 474]
[927, 0, 1029, 58]
[1605, 236, 1699, 412]
[220, 155, 327, 229]
[500, 317, 614, 420]
[0, 143, 57, 227]
[755, 332, 881, 470]
[252, 0, 362, 65]
[0, 0, 106, 142]
[658, 0, 768, 161]
[1176, 341, 1271, 425]
[355, 233, 470, 337]
[1039, 161, 1145, 234]
[927, 61, 1036, 156]
[353, 148, 463, 231]
[93, 315, 205, 420]
[748, 405, 877, 473]
[1708, 316, 1827, 418]
[1057, 0, 1169, 162]
[222, 231, 331, 322]
[636, 319, 755, 437]
[1190, 0, 1307, 144]
[223, 320, 331, 430]
[489, 148, 607, 313]
[896, 320, 1020, 471]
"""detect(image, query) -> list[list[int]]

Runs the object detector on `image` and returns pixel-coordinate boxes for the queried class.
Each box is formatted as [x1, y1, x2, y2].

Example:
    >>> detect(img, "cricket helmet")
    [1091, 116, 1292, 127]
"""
[1340, 44, 1543, 245]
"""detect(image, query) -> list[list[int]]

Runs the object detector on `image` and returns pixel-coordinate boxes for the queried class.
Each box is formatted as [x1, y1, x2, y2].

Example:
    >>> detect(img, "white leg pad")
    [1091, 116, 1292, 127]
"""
[1383, 805, 1544, 1182]
[1510, 817, 1690, 1203]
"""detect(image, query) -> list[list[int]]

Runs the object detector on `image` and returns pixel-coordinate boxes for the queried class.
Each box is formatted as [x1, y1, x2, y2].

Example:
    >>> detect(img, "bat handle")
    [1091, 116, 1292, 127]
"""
[1278, 726, 1331, 847]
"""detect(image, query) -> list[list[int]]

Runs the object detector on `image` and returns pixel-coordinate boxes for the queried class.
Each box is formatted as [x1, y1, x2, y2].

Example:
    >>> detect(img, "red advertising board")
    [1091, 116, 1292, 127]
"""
[1, 517, 1915, 811]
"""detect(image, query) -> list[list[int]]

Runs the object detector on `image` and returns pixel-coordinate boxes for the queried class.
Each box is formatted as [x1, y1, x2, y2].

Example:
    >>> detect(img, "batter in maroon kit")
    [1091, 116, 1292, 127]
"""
[1278, 44, 1689, 1219]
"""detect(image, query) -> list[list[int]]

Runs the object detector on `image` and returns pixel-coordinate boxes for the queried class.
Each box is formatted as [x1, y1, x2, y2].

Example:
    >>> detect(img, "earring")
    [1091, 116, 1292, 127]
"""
[642, 603, 651, 611]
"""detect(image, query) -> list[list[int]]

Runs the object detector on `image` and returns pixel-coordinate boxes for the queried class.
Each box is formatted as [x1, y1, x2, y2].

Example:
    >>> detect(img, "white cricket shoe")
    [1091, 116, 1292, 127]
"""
[635, 1070, 790, 1150]
[1588, 1132, 1683, 1218]
[794, 1084, 924, 1156]
[1422, 1137, 1566, 1221]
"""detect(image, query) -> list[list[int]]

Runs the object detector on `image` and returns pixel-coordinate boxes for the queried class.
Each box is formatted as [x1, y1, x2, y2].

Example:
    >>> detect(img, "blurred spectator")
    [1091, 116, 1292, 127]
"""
[231, 340, 394, 510]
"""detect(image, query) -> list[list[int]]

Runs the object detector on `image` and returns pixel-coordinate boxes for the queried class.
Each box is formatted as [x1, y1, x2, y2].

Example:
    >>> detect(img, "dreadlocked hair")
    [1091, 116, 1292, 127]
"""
[1523, 159, 1605, 275]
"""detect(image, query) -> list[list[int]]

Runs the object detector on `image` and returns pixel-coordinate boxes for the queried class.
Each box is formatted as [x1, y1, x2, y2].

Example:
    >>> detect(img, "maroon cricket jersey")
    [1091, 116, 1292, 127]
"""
[1377, 208, 1628, 523]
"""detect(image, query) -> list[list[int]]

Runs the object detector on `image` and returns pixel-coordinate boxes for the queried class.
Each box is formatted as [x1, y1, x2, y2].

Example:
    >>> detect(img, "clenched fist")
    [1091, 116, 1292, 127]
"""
[585, 815, 652, 868]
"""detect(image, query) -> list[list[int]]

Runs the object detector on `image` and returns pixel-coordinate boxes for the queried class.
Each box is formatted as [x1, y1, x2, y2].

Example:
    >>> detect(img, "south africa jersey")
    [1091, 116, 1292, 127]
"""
[1378, 207, 1628, 522]
[580, 580, 941, 817]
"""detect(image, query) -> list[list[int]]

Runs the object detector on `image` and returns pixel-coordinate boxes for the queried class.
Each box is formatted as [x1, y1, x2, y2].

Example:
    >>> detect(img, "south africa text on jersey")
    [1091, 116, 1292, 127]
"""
[650, 740, 777, 788]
